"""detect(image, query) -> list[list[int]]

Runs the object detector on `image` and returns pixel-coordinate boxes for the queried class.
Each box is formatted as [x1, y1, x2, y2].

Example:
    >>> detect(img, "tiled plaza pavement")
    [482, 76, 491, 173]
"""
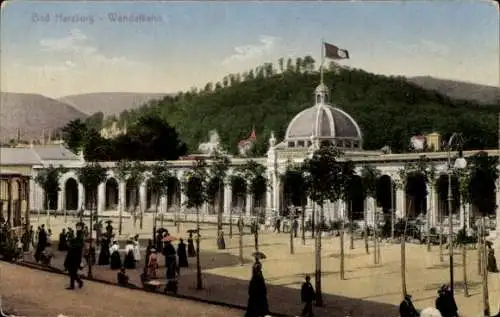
[0, 262, 242, 317]
[23, 221, 500, 317]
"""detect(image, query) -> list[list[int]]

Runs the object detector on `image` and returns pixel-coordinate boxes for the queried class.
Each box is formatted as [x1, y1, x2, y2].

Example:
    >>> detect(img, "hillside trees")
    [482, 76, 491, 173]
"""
[100, 56, 498, 157]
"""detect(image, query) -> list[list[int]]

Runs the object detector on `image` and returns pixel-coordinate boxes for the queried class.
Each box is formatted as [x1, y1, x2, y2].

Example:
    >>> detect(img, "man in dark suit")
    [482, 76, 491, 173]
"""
[399, 294, 418, 317]
[301, 275, 315, 317]
[64, 229, 84, 290]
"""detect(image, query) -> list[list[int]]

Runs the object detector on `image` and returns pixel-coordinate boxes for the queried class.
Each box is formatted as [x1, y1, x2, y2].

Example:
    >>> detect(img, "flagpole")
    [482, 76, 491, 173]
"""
[320, 38, 325, 85]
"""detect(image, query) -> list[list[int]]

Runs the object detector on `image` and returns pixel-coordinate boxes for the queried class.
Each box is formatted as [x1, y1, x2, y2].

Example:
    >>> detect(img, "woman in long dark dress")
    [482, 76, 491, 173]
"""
[109, 241, 122, 270]
[58, 229, 68, 251]
[98, 237, 111, 265]
[245, 261, 269, 317]
[187, 233, 196, 257]
[487, 247, 499, 273]
[123, 240, 136, 269]
[177, 239, 188, 267]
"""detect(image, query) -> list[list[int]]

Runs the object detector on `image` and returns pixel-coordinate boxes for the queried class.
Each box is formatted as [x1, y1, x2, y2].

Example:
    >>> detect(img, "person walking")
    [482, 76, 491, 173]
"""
[64, 229, 84, 290]
[399, 294, 418, 317]
[300, 275, 315, 317]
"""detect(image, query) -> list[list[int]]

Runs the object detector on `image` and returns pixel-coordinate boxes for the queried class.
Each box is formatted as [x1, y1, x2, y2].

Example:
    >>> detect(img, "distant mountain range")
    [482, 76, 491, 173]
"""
[1, 76, 498, 142]
[59, 92, 170, 116]
[0, 92, 87, 142]
[408, 76, 500, 105]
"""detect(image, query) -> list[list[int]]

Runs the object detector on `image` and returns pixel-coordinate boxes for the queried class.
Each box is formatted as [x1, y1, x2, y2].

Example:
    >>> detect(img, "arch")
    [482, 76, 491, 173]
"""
[64, 178, 78, 211]
[435, 174, 460, 220]
[405, 172, 427, 219]
[105, 178, 119, 211]
[125, 179, 139, 211]
[251, 175, 267, 216]
[376, 175, 394, 213]
[146, 179, 160, 212]
[469, 173, 496, 218]
[347, 175, 364, 221]
[166, 177, 181, 212]
[207, 177, 224, 215]
[231, 176, 246, 213]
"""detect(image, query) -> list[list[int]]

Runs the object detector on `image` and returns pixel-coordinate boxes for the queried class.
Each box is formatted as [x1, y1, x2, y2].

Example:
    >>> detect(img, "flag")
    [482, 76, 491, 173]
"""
[324, 42, 349, 60]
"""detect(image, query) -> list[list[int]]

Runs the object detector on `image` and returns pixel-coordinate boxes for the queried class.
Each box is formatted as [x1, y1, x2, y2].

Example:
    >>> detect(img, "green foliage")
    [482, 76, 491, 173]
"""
[149, 161, 171, 196]
[61, 119, 88, 154]
[467, 151, 499, 215]
[206, 151, 230, 204]
[76, 162, 108, 197]
[103, 58, 499, 156]
[238, 160, 267, 202]
[306, 145, 344, 206]
[284, 165, 308, 206]
[361, 165, 381, 198]
[340, 159, 357, 202]
[63, 114, 188, 161]
[35, 165, 66, 210]
[183, 159, 209, 208]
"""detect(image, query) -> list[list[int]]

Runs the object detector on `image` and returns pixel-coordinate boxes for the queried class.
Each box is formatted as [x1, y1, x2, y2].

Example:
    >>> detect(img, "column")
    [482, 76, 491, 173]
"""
[78, 183, 85, 210]
[366, 196, 376, 227]
[223, 181, 232, 215]
[429, 185, 439, 227]
[28, 178, 36, 212]
[139, 182, 147, 213]
[265, 176, 273, 217]
[396, 188, 405, 219]
[272, 174, 280, 215]
[338, 200, 347, 220]
[245, 193, 252, 216]
[118, 181, 126, 214]
[97, 183, 105, 214]
[57, 181, 65, 211]
[180, 185, 187, 212]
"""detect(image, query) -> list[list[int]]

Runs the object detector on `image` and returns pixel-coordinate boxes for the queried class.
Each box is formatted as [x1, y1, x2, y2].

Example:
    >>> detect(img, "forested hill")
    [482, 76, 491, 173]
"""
[108, 58, 499, 155]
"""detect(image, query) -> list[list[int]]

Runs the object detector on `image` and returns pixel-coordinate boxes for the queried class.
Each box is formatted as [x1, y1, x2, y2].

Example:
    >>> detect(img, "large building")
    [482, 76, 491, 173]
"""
[1, 83, 499, 242]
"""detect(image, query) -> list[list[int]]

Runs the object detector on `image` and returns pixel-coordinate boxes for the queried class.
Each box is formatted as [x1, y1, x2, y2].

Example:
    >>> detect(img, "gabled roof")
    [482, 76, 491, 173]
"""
[31, 144, 79, 161]
[0, 147, 41, 165]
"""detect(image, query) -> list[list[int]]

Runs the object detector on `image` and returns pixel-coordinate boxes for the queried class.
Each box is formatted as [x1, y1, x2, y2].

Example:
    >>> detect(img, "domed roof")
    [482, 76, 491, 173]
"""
[285, 104, 362, 140]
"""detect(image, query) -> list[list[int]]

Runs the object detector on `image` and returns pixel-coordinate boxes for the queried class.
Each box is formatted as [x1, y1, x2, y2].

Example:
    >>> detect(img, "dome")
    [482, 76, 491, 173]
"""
[283, 84, 363, 150]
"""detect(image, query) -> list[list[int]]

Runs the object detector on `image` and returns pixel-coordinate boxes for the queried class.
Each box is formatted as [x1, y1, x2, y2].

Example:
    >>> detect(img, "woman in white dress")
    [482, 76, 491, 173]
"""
[124, 240, 136, 269]
[133, 235, 141, 263]
[109, 241, 121, 270]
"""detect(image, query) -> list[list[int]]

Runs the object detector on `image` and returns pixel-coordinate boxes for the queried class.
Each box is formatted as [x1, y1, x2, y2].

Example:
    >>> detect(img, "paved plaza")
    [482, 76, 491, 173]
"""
[0, 262, 242, 317]
[22, 214, 500, 317]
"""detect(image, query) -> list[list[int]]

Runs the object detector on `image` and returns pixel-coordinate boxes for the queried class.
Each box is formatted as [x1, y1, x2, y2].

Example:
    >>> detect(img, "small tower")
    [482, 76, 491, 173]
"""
[315, 83, 329, 105]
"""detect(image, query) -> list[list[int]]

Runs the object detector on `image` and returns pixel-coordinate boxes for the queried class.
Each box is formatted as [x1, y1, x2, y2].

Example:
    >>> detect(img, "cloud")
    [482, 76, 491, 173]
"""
[387, 39, 450, 57]
[38, 28, 140, 69]
[222, 35, 279, 65]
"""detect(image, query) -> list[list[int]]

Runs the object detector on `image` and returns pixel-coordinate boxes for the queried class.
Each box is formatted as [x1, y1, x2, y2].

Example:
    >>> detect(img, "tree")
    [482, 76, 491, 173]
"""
[339, 160, 356, 278]
[306, 144, 343, 306]
[149, 161, 171, 242]
[361, 165, 381, 263]
[182, 158, 208, 290]
[455, 166, 471, 297]
[207, 151, 230, 248]
[61, 119, 88, 154]
[239, 160, 267, 252]
[115, 161, 146, 232]
[34, 165, 66, 227]
[76, 162, 107, 278]
[396, 155, 435, 298]
[467, 151, 498, 315]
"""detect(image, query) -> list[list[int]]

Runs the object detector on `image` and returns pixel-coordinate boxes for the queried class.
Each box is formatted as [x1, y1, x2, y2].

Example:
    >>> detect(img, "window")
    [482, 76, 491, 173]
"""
[288, 141, 295, 148]
[297, 140, 305, 147]
[353, 141, 360, 148]
[307, 141, 312, 147]
[344, 140, 352, 148]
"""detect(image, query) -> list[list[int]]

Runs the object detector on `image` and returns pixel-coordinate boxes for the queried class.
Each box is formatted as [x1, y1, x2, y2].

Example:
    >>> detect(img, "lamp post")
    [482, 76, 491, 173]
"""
[446, 133, 467, 295]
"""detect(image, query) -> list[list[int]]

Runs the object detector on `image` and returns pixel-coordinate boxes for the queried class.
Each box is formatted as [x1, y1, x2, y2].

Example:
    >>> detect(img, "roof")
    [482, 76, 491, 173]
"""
[31, 144, 79, 160]
[0, 147, 41, 165]
[285, 104, 362, 140]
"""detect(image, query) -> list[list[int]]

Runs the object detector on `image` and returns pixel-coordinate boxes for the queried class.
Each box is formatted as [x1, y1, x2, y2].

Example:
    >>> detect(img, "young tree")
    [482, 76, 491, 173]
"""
[207, 151, 230, 248]
[306, 144, 343, 306]
[114, 160, 129, 235]
[340, 160, 355, 279]
[361, 165, 381, 262]
[76, 162, 107, 278]
[467, 151, 498, 315]
[126, 162, 147, 231]
[396, 155, 435, 297]
[35, 165, 66, 228]
[239, 160, 267, 253]
[230, 171, 247, 264]
[183, 158, 208, 290]
[456, 166, 471, 297]
[149, 161, 171, 242]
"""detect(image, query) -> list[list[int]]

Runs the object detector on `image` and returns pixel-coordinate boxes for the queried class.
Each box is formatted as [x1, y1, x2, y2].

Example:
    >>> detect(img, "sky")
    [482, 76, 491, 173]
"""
[1, 1, 498, 98]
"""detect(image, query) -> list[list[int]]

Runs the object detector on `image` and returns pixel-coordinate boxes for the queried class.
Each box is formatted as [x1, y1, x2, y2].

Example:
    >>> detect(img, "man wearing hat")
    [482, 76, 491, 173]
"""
[399, 294, 418, 317]
[435, 284, 458, 317]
